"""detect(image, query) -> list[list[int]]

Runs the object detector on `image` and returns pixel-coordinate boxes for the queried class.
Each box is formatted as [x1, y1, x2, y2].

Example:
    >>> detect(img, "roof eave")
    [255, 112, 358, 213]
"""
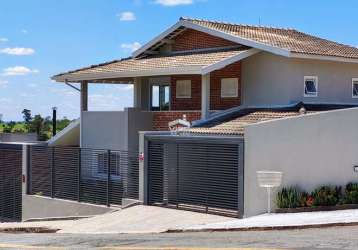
[51, 66, 204, 83]
[289, 52, 358, 64]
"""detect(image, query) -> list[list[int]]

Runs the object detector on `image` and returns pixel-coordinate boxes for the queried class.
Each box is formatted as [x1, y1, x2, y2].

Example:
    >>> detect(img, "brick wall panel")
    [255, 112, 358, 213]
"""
[171, 75, 201, 111]
[172, 29, 237, 51]
[210, 61, 241, 110]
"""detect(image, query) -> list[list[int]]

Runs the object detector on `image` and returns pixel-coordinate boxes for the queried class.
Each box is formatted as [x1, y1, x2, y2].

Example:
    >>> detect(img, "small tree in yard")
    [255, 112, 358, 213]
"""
[31, 115, 50, 140]
[3, 121, 16, 133]
[22, 109, 33, 132]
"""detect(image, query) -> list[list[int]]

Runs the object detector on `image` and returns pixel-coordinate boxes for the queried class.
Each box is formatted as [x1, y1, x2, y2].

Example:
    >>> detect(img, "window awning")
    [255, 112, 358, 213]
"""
[52, 48, 258, 83]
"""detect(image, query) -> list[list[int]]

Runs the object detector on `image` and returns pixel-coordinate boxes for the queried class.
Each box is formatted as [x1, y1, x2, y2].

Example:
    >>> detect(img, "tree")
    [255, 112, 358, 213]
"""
[31, 115, 44, 136]
[22, 109, 32, 123]
[3, 121, 16, 133]
[22, 109, 33, 132]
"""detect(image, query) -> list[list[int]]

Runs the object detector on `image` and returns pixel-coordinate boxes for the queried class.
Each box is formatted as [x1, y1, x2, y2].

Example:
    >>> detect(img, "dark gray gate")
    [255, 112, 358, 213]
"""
[0, 143, 22, 222]
[146, 135, 244, 217]
[28, 145, 139, 206]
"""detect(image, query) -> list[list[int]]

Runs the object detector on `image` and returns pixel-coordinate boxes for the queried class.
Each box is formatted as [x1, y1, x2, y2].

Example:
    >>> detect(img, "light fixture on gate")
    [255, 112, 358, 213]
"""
[168, 114, 191, 135]
[257, 171, 283, 214]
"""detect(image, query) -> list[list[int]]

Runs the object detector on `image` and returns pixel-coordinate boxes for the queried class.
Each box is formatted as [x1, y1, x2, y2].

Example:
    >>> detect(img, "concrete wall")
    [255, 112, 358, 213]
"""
[48, 119, 80, 147]
[0, 133, 37, 142]
[82, 111, 128, 150]
[244, 107, 358, 217]
[242, 52, 358, 106]
[22, 195, 115, 221]
[82, 108, 153, 151]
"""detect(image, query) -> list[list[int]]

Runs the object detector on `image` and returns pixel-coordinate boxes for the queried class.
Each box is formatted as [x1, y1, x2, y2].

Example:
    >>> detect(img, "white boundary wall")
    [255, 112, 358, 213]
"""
[244, 107, 358, 217]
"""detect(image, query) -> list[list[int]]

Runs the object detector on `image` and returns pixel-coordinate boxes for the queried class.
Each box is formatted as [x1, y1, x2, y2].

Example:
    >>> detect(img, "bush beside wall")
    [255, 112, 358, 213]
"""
[276, 182, 358, 209]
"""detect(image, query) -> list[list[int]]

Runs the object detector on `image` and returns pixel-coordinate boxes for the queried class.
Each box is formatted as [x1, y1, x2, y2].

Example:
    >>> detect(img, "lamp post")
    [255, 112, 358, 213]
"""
[52, 107, 57, 137]
[257, 171, 283, 214]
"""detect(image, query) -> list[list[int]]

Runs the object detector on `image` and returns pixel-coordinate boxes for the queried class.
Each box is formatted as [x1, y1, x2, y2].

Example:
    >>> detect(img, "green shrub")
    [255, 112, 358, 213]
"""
[299, 192, 309, 207]
[312, 185, 341, 206]
[343, 182, 358, 204]
[276, 187, 301, 208]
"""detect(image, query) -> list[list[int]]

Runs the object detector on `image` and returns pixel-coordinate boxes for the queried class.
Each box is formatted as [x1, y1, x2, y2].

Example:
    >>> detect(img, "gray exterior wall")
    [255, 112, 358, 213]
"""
[82, 108, 153, 151]
[0, 133, 37, 142]
[244, 107, 358, 217]
[22, 195, 114, 221]
[242, 52, 358, 106]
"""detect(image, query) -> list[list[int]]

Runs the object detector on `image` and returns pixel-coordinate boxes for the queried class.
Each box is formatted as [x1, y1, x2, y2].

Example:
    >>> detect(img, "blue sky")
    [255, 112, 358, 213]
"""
[1, 0, 358, 121]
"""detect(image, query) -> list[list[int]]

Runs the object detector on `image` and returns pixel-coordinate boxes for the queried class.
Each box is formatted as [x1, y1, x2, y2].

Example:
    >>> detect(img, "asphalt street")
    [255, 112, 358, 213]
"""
[0, 225, 357, 249]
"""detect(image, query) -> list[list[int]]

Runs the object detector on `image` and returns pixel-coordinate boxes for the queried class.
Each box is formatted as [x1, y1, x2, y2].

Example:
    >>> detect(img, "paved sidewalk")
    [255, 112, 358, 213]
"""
[1, 206, 358, 234]
[182, 209, 358, 231]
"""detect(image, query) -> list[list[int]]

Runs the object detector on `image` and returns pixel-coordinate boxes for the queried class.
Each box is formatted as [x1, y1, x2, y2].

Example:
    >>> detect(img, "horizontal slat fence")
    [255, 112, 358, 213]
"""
[0, 144, 22, 222]
[147, 137, 244, 218]
[29, 145, 139, 206]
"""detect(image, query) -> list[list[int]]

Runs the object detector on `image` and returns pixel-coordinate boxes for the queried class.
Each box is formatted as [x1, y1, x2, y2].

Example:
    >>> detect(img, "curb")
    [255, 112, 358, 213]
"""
[166, 221, 358, 233]
[0, 227, 59, 234]
[25, 216, 90, 222]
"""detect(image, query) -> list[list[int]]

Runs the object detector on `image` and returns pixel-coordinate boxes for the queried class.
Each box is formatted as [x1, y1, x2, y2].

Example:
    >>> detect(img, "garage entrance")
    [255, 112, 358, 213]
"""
[145, 135, 244, 217]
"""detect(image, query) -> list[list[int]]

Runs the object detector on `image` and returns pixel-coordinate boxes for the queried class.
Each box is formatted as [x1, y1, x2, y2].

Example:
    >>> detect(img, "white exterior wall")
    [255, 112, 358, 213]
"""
[81, 108, 153, 151]
[244, 108, 358, 217]
[241, 52, 358, 106]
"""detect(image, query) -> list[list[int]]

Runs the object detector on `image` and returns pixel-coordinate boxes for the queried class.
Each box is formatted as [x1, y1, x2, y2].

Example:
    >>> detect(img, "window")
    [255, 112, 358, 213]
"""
[221, 78, 239, 98]
[176, 80, 191, 98]
[151, 85, 170, 111]
[352, 78, 358, 98]
[96, 152, 121, 179]
[304, 76, 318, 97]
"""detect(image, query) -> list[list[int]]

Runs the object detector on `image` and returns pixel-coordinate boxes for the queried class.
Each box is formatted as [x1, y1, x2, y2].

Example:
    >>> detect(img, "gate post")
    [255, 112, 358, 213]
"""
[51, 147, 55, 198]
[23, 144, 31, 195]
[238, 139, 245, 218]
[139, 132, 148, 204]
[78, 148, 81, 202]
[106, 149, 111, 207]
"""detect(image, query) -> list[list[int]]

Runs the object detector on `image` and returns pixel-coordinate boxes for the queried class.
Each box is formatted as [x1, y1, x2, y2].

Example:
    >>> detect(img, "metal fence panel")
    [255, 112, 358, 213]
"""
[0, 144, 22, 222]
[29, 145, 139, 207]
[147, 136, 244, 217]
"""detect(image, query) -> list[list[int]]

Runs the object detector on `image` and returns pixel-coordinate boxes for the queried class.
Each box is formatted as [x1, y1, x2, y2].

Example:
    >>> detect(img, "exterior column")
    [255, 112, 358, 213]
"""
[133, 77, 142, 109]
[80, 81, 88, 147]
[138, 131, 147, 204]
[201, 73, 210, 119]
[80, 81, 88, 112]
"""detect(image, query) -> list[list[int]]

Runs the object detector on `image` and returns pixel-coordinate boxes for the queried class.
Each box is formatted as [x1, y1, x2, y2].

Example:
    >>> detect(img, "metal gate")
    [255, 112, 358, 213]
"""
[28, 145, 139, 206]
[0, 143, 22, 222]
[146, 136, 244, 217]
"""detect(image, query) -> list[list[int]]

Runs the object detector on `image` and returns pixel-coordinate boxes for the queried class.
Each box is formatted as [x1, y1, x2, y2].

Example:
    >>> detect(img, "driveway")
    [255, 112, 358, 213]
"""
[0, 205, 232, 234]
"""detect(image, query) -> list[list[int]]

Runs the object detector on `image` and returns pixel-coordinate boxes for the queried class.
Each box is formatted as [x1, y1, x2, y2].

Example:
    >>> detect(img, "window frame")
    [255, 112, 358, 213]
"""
[352, 78, 358, 98]
[176, 80, 192, 99]
[304, 76, 318, 98]
[221, 78, 239, 98]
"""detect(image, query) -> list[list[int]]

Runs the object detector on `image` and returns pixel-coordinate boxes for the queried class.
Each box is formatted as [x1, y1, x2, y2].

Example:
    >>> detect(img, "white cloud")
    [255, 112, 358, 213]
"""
[114, 84, 134, 91]
[0, 47, 35, 56]
[154, 0, 193, 6]
[120, 42, 141, 52]
[21, 29, 28, 34]
[0, 38, 8, 43]
[118, 11, 136, 21]
[27, 83, 38, 88]
[0, 79, 8, 88]
[2, 66, 39, 76]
